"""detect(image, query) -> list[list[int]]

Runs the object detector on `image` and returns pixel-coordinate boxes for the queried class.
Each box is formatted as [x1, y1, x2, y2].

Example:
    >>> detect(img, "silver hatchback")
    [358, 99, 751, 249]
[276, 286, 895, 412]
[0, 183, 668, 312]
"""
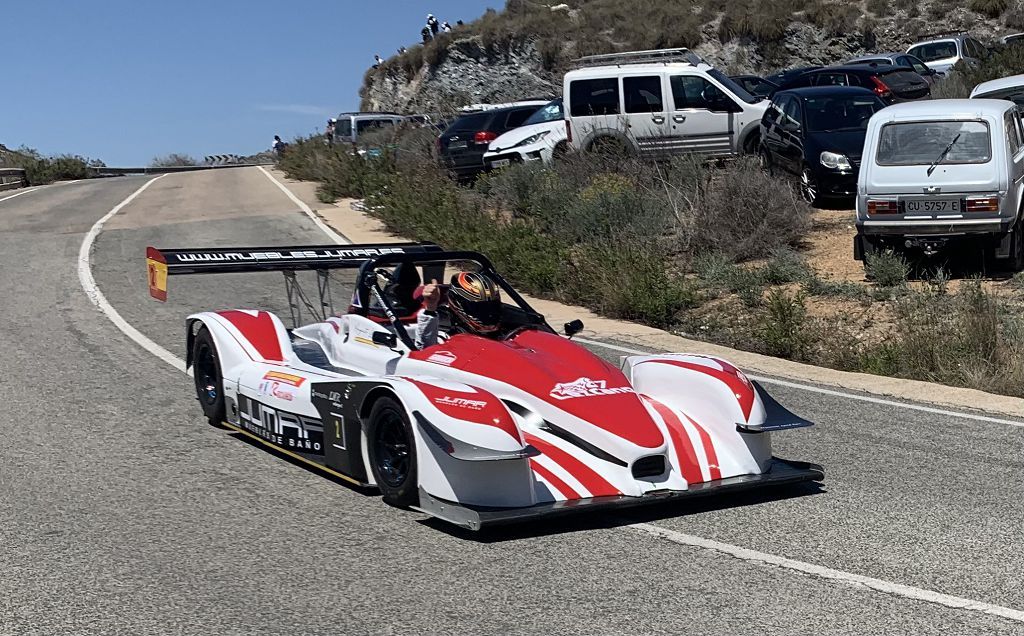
[855, 99, 1024, 269]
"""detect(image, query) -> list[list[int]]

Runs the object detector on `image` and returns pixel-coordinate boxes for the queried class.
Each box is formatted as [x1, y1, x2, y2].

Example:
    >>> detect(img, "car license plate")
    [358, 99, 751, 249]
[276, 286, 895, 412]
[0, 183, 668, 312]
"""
[449, 141, 467, 150]
[491, 159, 511, 168]
[903, 198, 960, 213]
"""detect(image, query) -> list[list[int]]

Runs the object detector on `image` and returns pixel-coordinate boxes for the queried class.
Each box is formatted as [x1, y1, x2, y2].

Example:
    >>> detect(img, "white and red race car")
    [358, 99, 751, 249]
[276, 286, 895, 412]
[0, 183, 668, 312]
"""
[147, 243, 823, 529]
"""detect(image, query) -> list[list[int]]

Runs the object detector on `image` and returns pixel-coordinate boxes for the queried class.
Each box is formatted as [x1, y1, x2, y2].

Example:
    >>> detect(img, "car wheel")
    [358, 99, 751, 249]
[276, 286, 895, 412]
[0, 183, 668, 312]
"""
[587, 136, 631, 157]
[799, 167, 820, 207]
[367, 397, 418, 508]
[192, 326, 226, 427]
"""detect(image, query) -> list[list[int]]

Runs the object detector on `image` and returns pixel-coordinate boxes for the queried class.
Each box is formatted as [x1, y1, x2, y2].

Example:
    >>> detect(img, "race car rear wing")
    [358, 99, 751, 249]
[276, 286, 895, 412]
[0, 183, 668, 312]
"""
[145, 243, 442, 301]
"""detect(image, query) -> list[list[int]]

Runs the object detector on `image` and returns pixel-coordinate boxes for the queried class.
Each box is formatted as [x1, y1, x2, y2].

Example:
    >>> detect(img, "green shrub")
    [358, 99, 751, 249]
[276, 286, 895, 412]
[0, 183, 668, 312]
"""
[865, 251, 909, 287]
[969, 0, 1010, 18]
[150, 153, 198, 167]
[687, 157, 813, 261]
[2, 147, 94, 185]
[761, 289, 810, 359]
[763, 248, 811, 284]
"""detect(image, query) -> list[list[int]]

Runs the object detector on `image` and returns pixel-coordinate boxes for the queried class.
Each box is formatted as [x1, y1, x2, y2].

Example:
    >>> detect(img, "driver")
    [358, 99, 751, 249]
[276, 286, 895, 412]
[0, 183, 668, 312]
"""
[415, 271, 502, 348]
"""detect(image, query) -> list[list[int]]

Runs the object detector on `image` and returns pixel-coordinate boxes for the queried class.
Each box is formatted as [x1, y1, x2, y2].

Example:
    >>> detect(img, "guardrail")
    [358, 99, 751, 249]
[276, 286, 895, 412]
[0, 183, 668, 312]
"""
[88, 163, 272, 177]
[0, 168, 29, 192]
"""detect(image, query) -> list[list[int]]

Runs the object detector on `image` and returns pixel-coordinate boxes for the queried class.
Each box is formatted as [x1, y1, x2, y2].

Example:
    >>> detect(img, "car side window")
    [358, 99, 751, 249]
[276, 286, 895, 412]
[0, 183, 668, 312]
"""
[817, 73, 849, 87]
[904, 56, 929, 74]
[1007, 112, 1023, 154]
[670, 75, 738, 112]
[780, 96, 802, 129]
[623, 76, 664, 113]
[763, 98, 781, 125]
[569, 78, 620, 116]
[505, 108, 535, 128]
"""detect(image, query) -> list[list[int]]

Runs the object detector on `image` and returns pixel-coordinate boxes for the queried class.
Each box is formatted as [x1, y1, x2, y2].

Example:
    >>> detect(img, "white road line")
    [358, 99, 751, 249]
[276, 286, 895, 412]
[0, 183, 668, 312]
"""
[575, 337, 1024, 428]
[629, 522, 1024, 623]
[0, 187, 39, 203]
[257, 166, 350, 244]
[80, 164, 1024, 624]
[77, 174, 186, 373]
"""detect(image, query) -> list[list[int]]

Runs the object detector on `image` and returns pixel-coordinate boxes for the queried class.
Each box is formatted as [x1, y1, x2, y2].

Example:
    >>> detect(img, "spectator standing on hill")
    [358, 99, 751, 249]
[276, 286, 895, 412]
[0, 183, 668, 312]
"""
[441, 21, 452, 33]
[273, 135, 287, 157]
[373, 54, 383, 68]
[421, 25, 432, 43]
[398, 46, 407, 55]
[456, 19, 464, 26]
[427, 14, 439, 36]
[325, 119, 336, 146]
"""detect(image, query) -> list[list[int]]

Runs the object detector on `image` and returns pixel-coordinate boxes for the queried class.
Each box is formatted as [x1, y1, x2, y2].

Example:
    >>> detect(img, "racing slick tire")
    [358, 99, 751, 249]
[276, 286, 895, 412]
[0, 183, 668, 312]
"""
[192, 326, 226, 427]
[367, 397, 419, 508]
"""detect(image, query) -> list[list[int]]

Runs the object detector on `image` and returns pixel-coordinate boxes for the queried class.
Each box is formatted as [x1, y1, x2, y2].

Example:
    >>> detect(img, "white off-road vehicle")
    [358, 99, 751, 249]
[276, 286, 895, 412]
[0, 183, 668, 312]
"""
[562, 49, 767, 158]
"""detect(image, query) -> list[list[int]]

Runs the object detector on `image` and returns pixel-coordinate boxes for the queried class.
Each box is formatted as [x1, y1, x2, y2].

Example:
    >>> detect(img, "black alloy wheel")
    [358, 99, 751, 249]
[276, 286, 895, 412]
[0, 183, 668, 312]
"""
[800, 166, 820, 207]
[367, 397, 418, 507]
[192, 326, 226, 426]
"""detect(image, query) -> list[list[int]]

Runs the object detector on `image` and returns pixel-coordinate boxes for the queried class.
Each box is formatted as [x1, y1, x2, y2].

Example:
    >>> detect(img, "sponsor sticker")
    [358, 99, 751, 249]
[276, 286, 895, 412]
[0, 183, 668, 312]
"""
[426, 350, 457, 366]
[550, 377, 634, 400]
[262, 371, 306, 387]
[434, 395, 487, 411]
[259, 380, 296, 402]
[237, 395, 324, 454]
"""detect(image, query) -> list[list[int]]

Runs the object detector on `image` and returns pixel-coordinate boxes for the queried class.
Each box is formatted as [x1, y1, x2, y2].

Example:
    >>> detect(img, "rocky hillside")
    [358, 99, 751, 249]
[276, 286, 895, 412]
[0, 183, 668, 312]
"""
[360, 0, 1022, 112]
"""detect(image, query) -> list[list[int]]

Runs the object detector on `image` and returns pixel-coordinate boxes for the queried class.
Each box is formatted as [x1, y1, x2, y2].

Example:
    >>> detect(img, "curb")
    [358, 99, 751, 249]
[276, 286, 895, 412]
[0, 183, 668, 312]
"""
[267, 170, 1024, 421]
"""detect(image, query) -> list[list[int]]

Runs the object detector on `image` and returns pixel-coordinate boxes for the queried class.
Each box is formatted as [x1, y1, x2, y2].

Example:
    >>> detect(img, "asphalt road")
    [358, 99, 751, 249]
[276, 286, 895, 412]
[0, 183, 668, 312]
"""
[2, 169, 1024, 635]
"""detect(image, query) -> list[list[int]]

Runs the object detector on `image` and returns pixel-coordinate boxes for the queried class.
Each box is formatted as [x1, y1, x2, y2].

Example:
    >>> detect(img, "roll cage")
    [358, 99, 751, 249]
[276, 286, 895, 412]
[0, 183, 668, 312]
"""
[354, 250, 555, 350]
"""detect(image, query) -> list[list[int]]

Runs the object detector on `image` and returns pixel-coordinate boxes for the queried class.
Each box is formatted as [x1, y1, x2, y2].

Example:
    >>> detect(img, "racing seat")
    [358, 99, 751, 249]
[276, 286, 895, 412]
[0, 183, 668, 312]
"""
[384, 262, 424, 317]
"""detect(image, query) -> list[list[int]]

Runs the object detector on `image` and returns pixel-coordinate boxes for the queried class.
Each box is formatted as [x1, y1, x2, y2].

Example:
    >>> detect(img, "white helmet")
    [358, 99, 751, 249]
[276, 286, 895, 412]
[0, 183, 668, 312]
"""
[427, 13, 434, 18]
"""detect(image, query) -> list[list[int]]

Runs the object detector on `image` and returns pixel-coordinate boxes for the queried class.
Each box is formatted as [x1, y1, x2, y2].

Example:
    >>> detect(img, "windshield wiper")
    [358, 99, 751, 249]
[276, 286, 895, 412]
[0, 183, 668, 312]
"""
[927, 133, 961, 176]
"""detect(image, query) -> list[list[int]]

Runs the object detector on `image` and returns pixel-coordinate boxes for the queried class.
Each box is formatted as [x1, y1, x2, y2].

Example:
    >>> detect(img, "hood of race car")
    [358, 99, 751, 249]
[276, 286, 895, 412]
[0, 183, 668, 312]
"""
[413, 330, 665, 451]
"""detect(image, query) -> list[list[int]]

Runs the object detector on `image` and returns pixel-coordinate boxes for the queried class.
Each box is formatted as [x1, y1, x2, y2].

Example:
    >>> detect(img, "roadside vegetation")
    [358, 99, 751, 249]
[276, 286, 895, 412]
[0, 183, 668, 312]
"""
[0, 145, 100, 185]
[150, 153, 200, 167]
[932, 45, 1024, 98]
[280, 124, 1024, 398]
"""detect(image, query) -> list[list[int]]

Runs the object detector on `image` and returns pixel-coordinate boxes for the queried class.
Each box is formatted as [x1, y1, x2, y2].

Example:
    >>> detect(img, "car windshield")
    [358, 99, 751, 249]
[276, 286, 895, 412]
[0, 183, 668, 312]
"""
[523, 99, 563, 125]
[336, 119, 353, 138]
[707, 69, 758, 104]
[804, 95, 885, 132]
[908, 41, 958, 62]
[876, 120, 991, 165]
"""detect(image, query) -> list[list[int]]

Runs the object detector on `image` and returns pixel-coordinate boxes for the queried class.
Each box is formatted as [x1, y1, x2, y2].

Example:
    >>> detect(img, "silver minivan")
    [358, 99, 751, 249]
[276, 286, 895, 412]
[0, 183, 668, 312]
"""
[855, 99, 1024, 269]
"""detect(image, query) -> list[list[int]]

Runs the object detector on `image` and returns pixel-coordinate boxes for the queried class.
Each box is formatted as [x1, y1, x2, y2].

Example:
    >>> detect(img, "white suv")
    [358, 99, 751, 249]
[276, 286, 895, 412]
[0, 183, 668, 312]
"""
[563, 48, 767, 157]
[855, 99, 1024, 269]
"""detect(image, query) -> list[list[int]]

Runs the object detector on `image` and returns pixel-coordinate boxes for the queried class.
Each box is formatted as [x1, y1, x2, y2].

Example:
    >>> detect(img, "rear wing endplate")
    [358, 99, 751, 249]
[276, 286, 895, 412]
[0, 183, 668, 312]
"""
[146, 243, 441, 301]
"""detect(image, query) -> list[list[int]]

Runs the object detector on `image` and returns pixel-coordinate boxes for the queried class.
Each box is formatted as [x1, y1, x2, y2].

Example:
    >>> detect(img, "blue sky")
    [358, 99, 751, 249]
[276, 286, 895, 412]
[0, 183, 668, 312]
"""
[2, 1, 495, 165]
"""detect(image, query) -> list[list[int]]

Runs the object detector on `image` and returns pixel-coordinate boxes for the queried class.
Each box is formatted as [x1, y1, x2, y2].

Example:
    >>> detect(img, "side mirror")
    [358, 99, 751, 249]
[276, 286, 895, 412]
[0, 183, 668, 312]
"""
[564, 319, 584, 338]
[372, 331, 398, 348]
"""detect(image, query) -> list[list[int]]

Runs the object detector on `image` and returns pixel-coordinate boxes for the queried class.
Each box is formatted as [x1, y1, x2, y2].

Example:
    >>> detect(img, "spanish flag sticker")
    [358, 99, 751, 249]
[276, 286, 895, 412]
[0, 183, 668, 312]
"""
[146, 247, 168, 302]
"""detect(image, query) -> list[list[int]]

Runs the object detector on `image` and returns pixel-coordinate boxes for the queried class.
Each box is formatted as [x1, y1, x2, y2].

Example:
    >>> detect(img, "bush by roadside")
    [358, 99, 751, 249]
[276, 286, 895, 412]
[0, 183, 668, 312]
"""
[0, 146, 98, 185]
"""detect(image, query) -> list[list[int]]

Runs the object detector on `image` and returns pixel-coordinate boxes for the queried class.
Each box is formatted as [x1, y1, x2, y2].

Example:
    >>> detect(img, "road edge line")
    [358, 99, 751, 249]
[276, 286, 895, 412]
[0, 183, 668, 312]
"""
[629, 522, 1024, 624]
[77, 174, 186, 372]
[257, 166, 350, 244]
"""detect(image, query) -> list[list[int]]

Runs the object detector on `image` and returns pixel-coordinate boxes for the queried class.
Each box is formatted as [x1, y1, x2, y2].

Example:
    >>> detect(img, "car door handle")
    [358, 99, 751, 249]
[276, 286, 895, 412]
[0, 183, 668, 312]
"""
[652, 115, 665, 124]
[673, 115, 686, 123]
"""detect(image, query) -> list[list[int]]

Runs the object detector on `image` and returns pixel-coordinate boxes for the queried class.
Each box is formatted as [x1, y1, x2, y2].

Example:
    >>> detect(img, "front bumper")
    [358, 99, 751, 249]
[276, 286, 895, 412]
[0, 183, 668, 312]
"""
[412, 457, 824, 530]
[817, 171, 858, 197]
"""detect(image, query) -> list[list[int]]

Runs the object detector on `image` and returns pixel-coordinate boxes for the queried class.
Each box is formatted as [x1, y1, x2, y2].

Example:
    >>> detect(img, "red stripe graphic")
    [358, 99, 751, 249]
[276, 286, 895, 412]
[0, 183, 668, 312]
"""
[217, 310, 284, 362]
[529, 459, 582, 500]
[642, 396, 704, 485]
[640, 359, 755, 421]
[683, 413, 722, 481]
[524, 434, 621, 497]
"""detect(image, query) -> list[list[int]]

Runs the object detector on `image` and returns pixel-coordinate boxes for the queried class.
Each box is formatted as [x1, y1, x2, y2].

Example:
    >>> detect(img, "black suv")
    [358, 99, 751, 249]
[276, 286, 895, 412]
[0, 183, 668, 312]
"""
[438, 104, 544, 179]
[775, 64, 930, 104]
[759, 86, 887, 206]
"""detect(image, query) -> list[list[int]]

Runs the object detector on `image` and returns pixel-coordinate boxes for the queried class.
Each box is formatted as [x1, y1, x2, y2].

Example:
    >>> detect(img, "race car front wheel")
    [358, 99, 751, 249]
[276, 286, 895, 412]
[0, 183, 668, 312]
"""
[192, 326, 226, 427]
[367, 397, 418, 508]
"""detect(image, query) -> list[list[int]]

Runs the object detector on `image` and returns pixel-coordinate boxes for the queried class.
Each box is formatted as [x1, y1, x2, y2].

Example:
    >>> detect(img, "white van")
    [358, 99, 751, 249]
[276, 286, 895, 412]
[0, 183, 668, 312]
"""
[562, 49, 767, 157]
[855, 99, 1024, 269]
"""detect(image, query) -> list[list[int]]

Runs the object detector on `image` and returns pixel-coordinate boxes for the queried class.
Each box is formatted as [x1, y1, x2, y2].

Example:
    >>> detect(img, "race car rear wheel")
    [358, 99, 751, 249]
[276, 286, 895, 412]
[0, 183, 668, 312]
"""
[192, 326, 226, 427]
[367, 397, 418, 508]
